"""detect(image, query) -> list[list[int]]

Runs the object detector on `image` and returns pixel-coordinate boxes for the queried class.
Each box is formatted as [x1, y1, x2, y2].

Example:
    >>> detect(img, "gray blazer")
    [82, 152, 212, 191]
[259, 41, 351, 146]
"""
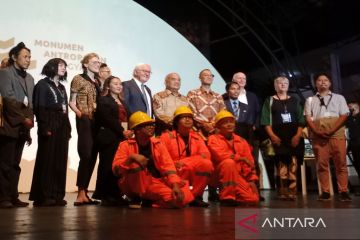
[0, 65, 34, 138]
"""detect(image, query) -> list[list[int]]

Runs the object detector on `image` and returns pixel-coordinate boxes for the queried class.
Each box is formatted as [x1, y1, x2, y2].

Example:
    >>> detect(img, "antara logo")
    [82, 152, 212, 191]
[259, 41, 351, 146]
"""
[261, 217, 327, 228]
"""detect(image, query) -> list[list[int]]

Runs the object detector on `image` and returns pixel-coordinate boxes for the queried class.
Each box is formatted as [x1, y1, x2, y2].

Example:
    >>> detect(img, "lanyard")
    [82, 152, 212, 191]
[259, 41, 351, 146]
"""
[276, 94, 288, 113]
[176, 134, 190, 159]
[317, 94, 332, 110]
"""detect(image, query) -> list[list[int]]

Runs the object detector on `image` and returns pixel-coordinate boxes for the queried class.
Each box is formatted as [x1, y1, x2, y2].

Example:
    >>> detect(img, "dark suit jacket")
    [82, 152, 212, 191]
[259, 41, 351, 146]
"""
[122, 79, 152, 116]
[0, 65, 34, 138]
[96, 95, 127, 146]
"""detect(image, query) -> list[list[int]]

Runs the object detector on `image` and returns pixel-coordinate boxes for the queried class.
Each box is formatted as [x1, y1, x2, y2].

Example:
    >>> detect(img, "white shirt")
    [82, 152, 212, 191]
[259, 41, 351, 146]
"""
[238, 89, 248, 105]
[134, 78, 152, 117]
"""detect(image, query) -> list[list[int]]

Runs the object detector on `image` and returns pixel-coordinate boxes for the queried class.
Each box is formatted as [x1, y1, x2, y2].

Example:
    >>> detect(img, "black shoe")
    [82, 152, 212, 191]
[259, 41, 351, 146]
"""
[208, 187, 219, 202]
[11, 199, 29, 207]
[0, 200, 13, 208]
[56, 199, 67, 206]
[189, 198, 210, 208]
[339, 192, 352, 202]
[128, 196, 142, 209]
[259, 195, 265, 201]
[317, 192, 331, 201]
[220, 199, 238, 207]
[33, 199, 57, 207]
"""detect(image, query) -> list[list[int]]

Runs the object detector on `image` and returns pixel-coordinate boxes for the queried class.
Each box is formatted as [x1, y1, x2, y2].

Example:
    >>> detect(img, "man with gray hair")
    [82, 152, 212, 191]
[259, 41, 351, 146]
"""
[153, 72, 189, 132]
[122, 63, 153, 117]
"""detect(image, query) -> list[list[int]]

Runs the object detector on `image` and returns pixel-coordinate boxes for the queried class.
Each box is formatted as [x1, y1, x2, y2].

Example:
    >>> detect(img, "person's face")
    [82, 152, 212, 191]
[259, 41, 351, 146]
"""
[218, 118, 235, 136]
[85, 57, 101, 73]
[99, 66, 111, 80]
[57, 62, 67, 77]
[13, 48, 31, 70]
[137, 123, 155, 137]
[134, 65, 151, 83]
[233, 73, 246, 88]
[315, 75, 331, 91]
[166, 73, 181, 91]
[275, 79, 289, 93]
[199, 70, 214, 85]
[177, 115, 193, 130]
[228, 83, 240, 99]
[109, 78, 123, 95]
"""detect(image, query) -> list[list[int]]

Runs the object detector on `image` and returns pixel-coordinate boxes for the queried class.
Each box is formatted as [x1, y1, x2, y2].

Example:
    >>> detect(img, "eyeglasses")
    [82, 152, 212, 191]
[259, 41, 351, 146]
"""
[139, 69, 152, 75]
[203, 74, 214, 78]
[89, 61, 101, 65]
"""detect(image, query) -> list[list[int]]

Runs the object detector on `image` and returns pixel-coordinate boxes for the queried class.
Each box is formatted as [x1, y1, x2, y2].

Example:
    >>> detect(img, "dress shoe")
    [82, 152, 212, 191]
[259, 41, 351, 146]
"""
[33, 199, 57, 207]
[11, 199, 29, 207]
[0, 200, 14, 208]
[56, 199, 67, 206]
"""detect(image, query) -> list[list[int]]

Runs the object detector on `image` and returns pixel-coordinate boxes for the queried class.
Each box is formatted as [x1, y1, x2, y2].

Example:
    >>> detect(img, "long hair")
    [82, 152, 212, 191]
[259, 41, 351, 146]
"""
[101, 76, 123, 100]
[41, 58, 68, 81]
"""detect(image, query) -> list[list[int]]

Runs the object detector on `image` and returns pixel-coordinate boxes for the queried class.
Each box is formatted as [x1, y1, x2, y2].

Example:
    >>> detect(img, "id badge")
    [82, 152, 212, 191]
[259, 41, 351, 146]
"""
[281, 112, 292, 123]
[23, 96, 28, 107]
[62, 104, 67, 113]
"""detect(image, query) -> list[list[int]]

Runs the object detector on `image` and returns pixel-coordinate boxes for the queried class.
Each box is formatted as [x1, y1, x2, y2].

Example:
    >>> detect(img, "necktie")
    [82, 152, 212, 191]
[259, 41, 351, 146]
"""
[233, 101, 239, 120]
[141, 84, 150, 116]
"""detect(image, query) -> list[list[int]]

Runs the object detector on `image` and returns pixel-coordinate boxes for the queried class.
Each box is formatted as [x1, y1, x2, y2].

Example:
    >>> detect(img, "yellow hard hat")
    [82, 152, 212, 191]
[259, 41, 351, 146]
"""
[128, 111, 155, 130]
[215, 110, 235, 126]
[173, 106, 193, 119]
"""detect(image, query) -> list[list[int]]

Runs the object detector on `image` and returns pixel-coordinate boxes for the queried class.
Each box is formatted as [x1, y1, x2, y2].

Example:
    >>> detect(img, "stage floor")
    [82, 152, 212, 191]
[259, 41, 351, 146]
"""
[1, 190, 359, 240]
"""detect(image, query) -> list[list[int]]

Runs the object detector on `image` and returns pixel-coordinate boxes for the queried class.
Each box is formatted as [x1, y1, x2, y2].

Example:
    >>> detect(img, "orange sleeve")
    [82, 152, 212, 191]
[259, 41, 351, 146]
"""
[193, 134, 211, 160]
[112, 141, 143, 177]
[207, 135, 235, 164]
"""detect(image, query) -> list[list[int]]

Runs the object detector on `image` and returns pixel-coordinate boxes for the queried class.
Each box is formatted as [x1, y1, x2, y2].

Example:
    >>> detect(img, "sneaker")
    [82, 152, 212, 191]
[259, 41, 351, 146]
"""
[128, 196, 142, 209]
[339, 192, 352, 202]
[317, 192, 331, 201]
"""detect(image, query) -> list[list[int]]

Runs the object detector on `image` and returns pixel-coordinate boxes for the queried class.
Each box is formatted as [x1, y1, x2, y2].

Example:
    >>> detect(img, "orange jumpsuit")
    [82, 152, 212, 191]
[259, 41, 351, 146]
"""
[160, 130, 214, 198]
[207, 133, 259, 203]
[112, 137, 194, 208]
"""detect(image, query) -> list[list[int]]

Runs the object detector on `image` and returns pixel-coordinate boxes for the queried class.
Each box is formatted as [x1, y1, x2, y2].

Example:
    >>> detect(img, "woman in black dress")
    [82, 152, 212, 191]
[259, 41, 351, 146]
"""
[260, 76, 305, 200]
[92, 76, 129, 206]
[30, 58, 71, 206]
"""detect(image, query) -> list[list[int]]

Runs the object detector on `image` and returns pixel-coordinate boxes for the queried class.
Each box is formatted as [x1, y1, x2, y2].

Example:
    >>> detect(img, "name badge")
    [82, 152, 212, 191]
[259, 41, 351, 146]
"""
[281, 112, 292, 123]
[62, 104, 67, 113]
[23, 96, 28, 107]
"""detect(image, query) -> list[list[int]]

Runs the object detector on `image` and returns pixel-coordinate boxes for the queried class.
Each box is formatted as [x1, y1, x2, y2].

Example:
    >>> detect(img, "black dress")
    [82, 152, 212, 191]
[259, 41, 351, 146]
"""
[29, 78, 71, 202]
[92, 95, 127, 201]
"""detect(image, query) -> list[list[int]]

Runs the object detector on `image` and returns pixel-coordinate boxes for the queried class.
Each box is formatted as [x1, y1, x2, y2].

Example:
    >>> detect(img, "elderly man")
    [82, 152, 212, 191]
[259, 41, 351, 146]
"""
[122, 63, 152, 117]
[153, 72, 189, 133]
[112, 111, 194, 208]
[187, 69, 225, 139]
[160, 106, 213, 207]
[0, 42, 34, 208]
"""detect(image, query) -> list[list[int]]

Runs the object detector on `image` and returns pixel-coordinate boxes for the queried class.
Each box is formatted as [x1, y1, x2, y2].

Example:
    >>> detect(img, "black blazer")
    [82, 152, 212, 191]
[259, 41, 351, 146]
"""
[224, 91, 260, 126]
[122, 79, 152, 116]
[96, 95, 127, 146]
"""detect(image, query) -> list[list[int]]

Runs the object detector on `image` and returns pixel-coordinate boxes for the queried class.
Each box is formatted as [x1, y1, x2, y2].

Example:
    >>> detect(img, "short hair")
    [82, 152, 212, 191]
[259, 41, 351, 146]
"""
[80, 53, 99, 71]
[199, 68, 211, 77]
[100, 63, 108, 68]
[313, 72, 332, 83]
[41, 58, 67, 80]
[225, 81, 240, 92]
[8, 42, 31, 65]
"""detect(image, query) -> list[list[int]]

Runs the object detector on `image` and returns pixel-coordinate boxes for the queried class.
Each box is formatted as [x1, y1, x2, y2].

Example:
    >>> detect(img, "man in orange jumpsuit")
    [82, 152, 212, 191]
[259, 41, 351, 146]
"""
[112, 111, 194, 208]
[208, 110, 259, 206]
[160, 106, 214, 207]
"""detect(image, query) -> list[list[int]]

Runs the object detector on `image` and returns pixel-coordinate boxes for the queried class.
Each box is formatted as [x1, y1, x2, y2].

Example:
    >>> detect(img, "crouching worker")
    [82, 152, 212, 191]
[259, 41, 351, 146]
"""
[208, 110, 259, 206]
[112, 111, 194, 208]
[160, 106, 214, 207]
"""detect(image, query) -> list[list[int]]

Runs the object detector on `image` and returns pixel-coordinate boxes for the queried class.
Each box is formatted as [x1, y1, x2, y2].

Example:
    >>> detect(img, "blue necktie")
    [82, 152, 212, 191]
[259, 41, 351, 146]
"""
[233, 101, 239, 120]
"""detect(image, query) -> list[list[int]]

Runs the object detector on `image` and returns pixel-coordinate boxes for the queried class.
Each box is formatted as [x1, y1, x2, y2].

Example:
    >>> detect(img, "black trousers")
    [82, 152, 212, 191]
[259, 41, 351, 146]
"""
[0, 135, 25, 201]
[349, 144, 360, 179]
[76, 116, 98, 189]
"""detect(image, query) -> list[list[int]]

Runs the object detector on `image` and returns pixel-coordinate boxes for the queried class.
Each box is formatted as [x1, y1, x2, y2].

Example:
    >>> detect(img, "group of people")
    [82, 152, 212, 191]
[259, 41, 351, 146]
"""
[0, 42, 358, 209]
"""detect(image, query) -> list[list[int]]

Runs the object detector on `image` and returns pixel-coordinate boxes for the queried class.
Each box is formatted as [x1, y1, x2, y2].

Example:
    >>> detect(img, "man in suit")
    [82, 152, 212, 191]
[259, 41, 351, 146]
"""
[0, 42, 34, 208]
[122, 63, 153, 117]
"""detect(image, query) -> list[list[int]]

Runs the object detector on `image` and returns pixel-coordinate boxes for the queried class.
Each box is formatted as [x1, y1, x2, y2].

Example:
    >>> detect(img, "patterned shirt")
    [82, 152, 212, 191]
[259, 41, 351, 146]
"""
[70, 74, 99, 119]
[153, 89, 189, 123]
[187, 86, 225, 123]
